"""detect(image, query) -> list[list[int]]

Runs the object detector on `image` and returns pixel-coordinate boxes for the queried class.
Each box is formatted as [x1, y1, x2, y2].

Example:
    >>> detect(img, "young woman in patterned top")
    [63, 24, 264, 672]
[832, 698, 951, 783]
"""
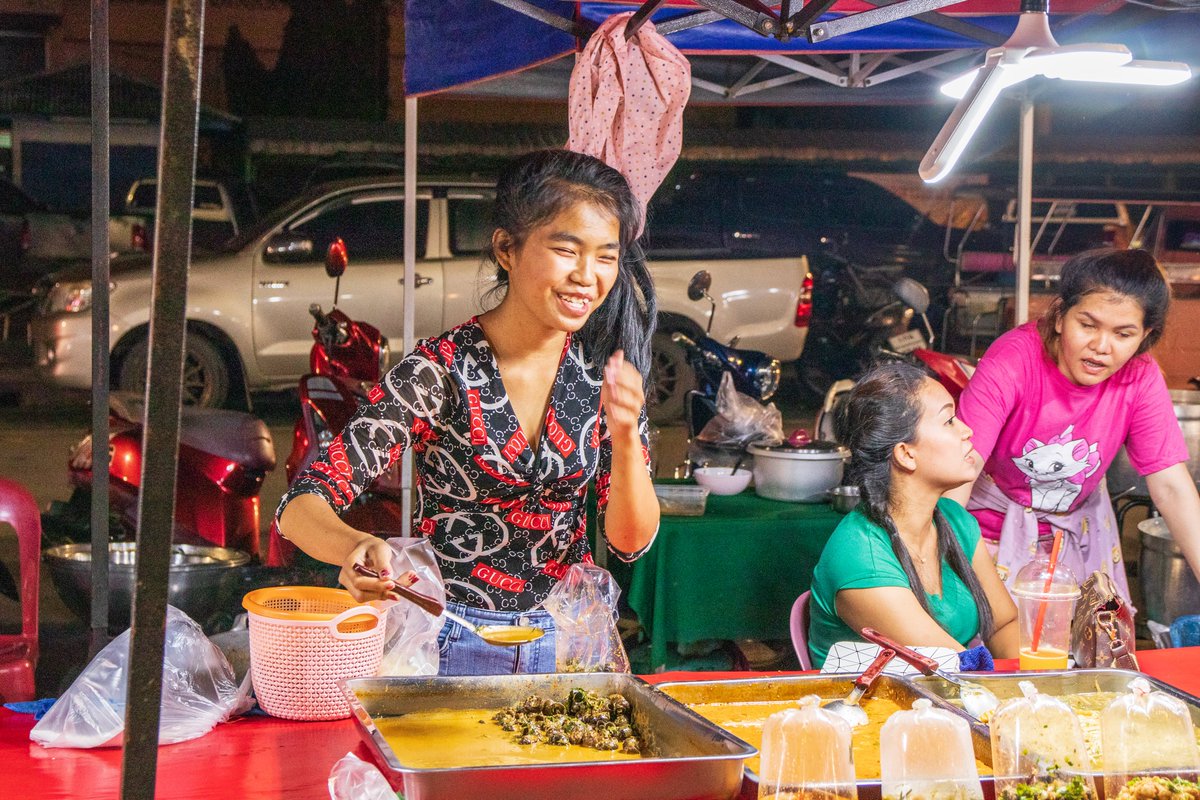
[276, 149, 661, 674]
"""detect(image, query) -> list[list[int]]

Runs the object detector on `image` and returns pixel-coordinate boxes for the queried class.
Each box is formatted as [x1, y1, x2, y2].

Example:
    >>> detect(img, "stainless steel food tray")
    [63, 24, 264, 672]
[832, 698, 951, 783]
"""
[655, 673, 993, 799]
[913, 667, 1200, 735]
[912, 668, 1200, 794]
[344, 672, 756, 800]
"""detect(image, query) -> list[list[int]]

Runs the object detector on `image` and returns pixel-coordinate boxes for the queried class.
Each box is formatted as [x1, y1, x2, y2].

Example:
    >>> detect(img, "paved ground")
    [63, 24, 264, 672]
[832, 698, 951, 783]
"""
[0, 365, 818, 694]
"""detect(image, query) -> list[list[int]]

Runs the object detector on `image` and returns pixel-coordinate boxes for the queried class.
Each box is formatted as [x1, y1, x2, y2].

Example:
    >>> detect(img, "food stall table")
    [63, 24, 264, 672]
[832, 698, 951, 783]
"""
[2, 647, 1199, 799]
[625, 489, 843, 671]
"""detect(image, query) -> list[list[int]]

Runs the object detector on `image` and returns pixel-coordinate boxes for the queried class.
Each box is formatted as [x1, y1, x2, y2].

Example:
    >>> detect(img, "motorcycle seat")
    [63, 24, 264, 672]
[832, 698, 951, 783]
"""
[179, 407, 277, 472]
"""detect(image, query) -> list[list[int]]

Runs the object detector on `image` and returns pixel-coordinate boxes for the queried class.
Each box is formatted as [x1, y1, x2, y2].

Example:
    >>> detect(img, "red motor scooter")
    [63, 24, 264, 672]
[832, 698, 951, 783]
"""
[67, 390, 276, 558]
[265, 239, 405, 566]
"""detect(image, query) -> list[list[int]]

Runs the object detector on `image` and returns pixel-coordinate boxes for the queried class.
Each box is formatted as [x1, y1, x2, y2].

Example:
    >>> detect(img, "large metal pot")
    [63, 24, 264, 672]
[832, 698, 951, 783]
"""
[747, 440, 849, 502]
[44, 542, 251, 632]
[1136, 516, 1200, 624]
[1108, 390, 1200, 497]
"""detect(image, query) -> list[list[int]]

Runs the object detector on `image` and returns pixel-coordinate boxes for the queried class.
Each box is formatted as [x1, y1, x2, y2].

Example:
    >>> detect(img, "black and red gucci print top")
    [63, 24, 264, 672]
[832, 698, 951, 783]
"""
[278, 318, 654, 611]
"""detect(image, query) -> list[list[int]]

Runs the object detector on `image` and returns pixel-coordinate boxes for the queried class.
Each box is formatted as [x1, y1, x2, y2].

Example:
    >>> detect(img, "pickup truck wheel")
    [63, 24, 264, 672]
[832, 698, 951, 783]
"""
[116, 333, 231, 408]
[648, 332, 695, 424]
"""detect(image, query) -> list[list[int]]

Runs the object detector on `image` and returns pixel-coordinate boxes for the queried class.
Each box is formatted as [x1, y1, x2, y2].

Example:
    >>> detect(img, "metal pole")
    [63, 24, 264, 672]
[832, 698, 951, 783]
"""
[89, 0, 111, 656]
[120, 1, 204, 796]
[401, 96, 417, 536]
[1016, 94, 1034, 325]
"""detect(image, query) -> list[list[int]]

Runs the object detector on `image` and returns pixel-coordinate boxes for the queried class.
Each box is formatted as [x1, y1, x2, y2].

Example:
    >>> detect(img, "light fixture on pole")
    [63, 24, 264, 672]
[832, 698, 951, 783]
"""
[919, 0, 1192, 183]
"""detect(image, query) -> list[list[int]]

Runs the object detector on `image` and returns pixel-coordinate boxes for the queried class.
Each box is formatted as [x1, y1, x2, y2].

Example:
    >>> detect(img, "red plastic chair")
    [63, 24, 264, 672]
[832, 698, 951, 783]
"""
[789, 590, 813, 671]
[0, 477, 40, 702]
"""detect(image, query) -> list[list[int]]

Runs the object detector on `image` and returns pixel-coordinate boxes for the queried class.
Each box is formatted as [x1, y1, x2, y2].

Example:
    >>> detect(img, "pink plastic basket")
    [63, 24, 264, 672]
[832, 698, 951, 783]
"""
[243, 586, 384, 721]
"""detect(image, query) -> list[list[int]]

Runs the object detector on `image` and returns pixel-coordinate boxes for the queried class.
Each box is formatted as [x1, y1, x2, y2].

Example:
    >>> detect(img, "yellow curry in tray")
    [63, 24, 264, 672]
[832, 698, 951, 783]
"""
[684, 696, 992, 780]
[375, 710, 641, 768]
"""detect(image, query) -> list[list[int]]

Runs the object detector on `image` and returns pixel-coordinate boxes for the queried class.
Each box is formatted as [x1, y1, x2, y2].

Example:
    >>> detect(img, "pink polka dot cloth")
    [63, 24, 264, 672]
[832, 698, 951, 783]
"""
[567, 11, 691, 237]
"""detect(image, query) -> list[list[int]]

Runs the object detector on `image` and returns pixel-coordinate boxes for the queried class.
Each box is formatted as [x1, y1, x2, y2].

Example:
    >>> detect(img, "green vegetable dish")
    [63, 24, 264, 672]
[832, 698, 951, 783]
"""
[492, 688, 643, 754]
[999, 776, 1097, 800]
[1113, 776, 1200, 800]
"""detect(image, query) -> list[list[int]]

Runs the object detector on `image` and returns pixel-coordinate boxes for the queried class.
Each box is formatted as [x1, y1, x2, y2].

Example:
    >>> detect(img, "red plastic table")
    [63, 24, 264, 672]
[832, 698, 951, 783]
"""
[2, 647, 1198, 800]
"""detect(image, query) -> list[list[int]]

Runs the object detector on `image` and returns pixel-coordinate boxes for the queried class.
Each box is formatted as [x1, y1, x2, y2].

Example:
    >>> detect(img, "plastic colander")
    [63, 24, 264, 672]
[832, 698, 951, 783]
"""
[242, 586, 384, 721]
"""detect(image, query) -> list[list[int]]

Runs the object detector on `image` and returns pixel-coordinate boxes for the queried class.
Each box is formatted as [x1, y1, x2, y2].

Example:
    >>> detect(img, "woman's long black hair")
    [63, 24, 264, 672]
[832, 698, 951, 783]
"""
[486, 149, 657, 381]
[833, 361, 995, 641]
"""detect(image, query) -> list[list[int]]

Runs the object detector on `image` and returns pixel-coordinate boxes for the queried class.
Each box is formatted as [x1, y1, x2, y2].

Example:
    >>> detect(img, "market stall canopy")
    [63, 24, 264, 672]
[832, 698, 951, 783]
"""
[404, 0, 1169, 103]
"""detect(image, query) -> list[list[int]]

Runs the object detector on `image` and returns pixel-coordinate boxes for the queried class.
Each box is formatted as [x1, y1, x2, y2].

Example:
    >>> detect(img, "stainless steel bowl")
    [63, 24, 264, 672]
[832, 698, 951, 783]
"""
[43, 542, 251, 632]
[827, 484, 861, 513]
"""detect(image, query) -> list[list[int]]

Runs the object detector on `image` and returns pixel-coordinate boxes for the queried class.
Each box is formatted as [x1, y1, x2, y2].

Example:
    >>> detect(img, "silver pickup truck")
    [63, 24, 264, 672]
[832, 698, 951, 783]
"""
[31, 177, 810, 416]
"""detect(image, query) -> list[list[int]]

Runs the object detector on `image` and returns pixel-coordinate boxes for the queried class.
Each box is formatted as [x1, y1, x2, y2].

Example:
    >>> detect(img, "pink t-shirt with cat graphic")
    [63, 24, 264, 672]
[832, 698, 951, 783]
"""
[958, 321, 1187, 541]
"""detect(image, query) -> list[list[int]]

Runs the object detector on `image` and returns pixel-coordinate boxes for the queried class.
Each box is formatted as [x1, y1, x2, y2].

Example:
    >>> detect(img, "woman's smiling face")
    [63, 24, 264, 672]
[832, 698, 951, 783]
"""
[493, 199, 620, 335]
[1054, 291, 1149, 387]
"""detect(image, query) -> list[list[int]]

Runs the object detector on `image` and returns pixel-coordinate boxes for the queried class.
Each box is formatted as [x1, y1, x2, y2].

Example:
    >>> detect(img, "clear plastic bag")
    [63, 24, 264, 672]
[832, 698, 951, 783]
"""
[1101, 677, 1200, 800]
[327, 752, 397, 800]
[378, 537, 445, 676]
[881, 698, 983, 800]
[990, 681, 1096, 800]
[30, 605, 252, 749]
[696, 372, 784, 449]
[541, 562, 629, 673]
[758, 695, 858, 800]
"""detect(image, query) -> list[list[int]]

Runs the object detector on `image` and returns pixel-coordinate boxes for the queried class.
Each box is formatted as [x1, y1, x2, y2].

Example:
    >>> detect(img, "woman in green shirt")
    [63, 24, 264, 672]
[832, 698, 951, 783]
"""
[808, 362, 1018, 668]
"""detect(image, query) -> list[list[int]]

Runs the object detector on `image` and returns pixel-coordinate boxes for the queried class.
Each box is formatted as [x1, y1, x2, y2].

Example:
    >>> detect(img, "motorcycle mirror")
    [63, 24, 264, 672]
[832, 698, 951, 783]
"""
[325, 238, 349, 279]
[892, 277, 930, 315]
[687, 270, 712, 302]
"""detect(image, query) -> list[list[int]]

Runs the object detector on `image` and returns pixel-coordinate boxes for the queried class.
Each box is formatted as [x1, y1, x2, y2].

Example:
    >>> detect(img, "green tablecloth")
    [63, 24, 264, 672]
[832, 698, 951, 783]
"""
[616, 487, 843, 672]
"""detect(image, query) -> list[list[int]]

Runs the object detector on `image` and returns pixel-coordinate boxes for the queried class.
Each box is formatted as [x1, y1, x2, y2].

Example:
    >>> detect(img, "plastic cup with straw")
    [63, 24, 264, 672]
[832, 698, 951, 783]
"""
[1011, 529, 1079, 671]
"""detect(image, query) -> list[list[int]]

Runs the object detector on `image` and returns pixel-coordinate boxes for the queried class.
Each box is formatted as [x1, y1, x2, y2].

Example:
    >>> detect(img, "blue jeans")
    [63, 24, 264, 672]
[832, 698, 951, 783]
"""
[437, 600, 557, 676]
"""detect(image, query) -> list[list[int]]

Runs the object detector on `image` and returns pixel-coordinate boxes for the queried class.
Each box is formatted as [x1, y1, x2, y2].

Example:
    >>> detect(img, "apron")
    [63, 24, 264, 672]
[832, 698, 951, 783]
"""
[968, 472, 1132, 609]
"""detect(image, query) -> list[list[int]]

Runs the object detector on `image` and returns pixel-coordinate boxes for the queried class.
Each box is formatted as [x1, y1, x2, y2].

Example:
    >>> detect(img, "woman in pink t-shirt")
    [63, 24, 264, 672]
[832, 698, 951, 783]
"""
[953, 249, 1200, 607]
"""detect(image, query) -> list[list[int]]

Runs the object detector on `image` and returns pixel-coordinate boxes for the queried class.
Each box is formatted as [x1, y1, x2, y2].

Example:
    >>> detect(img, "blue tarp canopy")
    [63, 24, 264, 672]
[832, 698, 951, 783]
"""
[403, 0, 1192, 103]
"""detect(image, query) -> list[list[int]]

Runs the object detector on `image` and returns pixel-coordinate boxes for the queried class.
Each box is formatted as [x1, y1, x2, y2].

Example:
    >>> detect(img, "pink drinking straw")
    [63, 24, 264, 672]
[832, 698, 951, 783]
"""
[1030, 528, 1065, 653]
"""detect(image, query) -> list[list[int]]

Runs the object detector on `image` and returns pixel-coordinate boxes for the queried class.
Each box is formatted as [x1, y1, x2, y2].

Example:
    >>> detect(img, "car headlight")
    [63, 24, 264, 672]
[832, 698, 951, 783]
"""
[755, 359, 782, 401]
[44, 280, 115, 314]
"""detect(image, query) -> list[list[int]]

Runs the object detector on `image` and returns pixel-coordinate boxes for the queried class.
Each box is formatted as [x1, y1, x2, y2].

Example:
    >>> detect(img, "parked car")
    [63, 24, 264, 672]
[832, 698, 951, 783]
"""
[108, 176, 256, 255]
[32, 176, 811, 414]
[944, 189, 1200, 385]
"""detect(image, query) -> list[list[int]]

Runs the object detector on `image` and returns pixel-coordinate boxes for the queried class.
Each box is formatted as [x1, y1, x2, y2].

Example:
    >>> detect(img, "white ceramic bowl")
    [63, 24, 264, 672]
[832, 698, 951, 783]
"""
[692, 466, 752, 496]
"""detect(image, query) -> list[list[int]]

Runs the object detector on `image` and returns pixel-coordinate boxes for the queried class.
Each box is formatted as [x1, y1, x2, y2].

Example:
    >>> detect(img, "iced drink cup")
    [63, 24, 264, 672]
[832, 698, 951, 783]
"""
[1010, 555, 1079, 671]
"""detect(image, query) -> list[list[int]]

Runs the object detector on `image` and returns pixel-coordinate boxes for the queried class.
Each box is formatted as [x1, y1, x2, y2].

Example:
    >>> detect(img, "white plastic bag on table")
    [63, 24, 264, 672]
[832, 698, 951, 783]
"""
[378, 537, 445, 676]
[542, 562, 629, 673]
[31, 605, 252, 748]
[328, 752, 396, 800]
[696, 372, 783, 448]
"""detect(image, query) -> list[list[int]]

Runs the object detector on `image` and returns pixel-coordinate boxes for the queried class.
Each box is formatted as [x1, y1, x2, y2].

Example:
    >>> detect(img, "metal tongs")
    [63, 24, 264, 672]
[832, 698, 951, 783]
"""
[352, 563, 545, 648]
[860, 627, 1000, 720]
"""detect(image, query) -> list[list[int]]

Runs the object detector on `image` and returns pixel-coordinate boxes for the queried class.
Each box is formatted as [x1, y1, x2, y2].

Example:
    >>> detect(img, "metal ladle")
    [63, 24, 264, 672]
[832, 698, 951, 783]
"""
[824, 646, 897, 727]
[353, 564, 545, 647]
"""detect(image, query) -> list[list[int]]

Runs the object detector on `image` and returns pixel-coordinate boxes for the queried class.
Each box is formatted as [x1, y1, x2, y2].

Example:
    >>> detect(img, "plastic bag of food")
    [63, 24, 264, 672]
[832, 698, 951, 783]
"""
[696, 372, 784, 449]
[327, 751, 396, 800]
[881, 698, 983, 800]
[378, 537, 445, 676]
[30, 606, 252, 748]
[1101, 677, 1200, 800]
[758, 695, 858, 800]
[541, 562, 629, 673]
[990, 681, 1096, 800]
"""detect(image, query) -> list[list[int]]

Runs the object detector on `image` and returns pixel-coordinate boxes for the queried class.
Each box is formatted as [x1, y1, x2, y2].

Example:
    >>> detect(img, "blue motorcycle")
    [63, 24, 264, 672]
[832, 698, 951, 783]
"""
[670, 270, 781, 438]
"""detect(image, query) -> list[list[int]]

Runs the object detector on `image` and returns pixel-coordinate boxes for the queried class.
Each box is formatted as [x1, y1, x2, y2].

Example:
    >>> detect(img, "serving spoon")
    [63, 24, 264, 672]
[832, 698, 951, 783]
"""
[353, 564, 545, 647]
[824, 646, 897, 727]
